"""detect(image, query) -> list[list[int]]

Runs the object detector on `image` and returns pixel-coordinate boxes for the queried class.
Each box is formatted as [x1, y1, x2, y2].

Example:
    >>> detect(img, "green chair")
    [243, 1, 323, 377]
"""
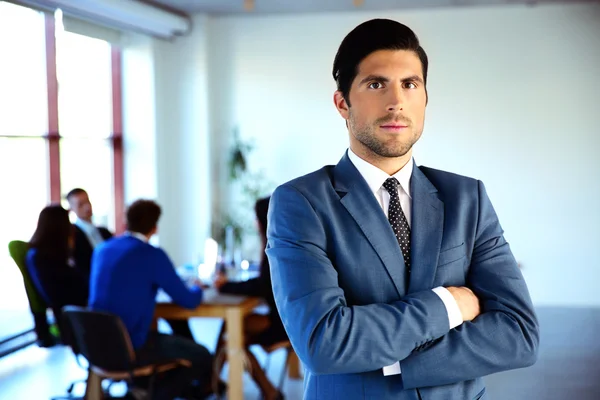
[8, 240, 59, 346]
[9, 241, 89, 399]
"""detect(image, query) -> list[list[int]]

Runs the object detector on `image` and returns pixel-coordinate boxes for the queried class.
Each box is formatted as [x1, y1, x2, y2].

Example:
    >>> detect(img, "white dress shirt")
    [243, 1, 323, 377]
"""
[347, 149, 462, 376]
[75, 219, 106, 249]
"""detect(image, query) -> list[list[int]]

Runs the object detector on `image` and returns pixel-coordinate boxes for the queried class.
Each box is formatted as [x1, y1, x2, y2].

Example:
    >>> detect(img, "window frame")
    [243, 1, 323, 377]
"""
[0, 11, 125, 234]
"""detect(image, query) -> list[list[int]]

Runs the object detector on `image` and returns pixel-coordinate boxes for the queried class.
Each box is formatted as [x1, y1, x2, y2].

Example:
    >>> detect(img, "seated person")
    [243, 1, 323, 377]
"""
[214, 196, 287, 400]
[26, 205, 89, 340]
[66, 188, 112, 276]
[89, 200, 216, 399]
[68, 187, 194, 341]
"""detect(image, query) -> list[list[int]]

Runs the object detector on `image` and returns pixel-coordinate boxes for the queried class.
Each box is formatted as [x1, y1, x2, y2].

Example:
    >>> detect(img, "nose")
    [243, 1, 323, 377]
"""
[386, 83, 404, 112]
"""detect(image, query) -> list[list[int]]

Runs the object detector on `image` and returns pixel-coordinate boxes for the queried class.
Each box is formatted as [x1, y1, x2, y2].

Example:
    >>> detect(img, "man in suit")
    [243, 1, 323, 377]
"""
[66, 188, 112, 275]
[266, 19, 539, 400]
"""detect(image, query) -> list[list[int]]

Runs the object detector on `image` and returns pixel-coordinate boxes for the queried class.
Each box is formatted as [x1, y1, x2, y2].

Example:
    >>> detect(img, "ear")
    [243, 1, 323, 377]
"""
[333, 91, 350, 120]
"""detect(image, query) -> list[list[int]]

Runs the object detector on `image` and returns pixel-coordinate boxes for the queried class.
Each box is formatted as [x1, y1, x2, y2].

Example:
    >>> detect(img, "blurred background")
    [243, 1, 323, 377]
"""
[0, 0, 599, 399]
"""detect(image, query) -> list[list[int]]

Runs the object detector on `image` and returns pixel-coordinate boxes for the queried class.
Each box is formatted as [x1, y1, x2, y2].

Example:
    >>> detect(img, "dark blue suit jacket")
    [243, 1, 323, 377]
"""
[266, 152, 539, 400]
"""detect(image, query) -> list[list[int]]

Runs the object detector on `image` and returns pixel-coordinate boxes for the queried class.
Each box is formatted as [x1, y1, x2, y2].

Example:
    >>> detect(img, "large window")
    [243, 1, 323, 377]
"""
[0, 138, 49, 341]
[0, 1, 123, 344]
[0, 2, 47, 138]
[56, 24, 116, 230]
[60, 139, 115, 228]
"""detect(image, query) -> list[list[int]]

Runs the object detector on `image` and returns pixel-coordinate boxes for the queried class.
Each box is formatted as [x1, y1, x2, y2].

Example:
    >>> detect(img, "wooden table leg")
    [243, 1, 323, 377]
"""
[84, 369, 104, 400]
[225, 308, 244, 400]
[288, 350, 301, 379]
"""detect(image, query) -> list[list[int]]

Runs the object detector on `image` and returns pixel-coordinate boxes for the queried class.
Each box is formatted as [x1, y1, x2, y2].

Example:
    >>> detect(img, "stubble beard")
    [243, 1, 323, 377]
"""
[349, 110, 422, 158]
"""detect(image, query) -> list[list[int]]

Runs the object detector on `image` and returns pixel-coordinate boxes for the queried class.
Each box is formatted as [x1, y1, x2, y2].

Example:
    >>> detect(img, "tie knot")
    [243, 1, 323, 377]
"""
[383, 177, 399, 193]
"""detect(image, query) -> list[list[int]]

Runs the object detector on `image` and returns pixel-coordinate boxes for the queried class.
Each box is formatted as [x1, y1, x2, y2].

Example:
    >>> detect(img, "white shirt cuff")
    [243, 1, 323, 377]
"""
[432, 286, 463, 329]
[381, 287, 461, 376]
[383, 361, 401, 376]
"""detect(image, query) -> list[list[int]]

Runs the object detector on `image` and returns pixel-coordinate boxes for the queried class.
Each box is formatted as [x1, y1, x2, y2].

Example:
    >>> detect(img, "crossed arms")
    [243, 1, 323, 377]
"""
[266, 182, 539, 389]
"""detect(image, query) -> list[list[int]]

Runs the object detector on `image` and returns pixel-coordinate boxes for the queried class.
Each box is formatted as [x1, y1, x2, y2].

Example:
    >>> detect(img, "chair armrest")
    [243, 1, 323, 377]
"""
[91, 358, 192, 380]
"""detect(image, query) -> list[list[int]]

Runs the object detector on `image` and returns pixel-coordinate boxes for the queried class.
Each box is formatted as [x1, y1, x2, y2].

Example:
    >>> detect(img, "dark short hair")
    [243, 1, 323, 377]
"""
[254, 196, 270, 238]
[332, 19, 428, 106]
[126, 200, 162, 235]
[30, 204, 73, 261]
[255, 196, 271, 265]
[66, 188, 87, 201]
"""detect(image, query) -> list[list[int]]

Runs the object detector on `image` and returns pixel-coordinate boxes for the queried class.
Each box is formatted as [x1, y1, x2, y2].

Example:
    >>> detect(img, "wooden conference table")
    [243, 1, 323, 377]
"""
[155, 288, 262, 400]
[84, 284, 299, 399]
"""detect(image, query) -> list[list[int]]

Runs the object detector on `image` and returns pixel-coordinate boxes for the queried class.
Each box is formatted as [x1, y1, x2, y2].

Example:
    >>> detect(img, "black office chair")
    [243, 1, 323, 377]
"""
[60, 306, 192, 400]
[48, 312, 88, 400]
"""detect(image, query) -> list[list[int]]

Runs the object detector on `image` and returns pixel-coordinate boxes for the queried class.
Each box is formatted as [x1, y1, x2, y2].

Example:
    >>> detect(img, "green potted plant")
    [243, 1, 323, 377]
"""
[213, 127, 273, 265]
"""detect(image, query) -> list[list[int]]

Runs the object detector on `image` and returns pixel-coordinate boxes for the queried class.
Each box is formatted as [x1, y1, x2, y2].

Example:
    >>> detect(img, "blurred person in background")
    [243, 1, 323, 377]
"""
[26, 205, 89, 342]
[68, 187, 194, 340]
[89, 199, 220, 399]
[66, 188, 112, 276]
[214, 196, 286, 400]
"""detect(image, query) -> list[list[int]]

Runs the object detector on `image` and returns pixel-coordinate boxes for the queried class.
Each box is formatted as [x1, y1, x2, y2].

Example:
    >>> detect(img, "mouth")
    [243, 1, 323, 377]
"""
[379, 124, 408, 132]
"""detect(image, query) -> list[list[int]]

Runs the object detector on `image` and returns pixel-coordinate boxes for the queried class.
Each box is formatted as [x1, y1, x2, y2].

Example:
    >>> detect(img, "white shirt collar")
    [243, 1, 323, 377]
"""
[125, 231, 149, 243]
[75, 218, 95, 231]
[75, 218, 104, 248]
[347, 148, 413, 198]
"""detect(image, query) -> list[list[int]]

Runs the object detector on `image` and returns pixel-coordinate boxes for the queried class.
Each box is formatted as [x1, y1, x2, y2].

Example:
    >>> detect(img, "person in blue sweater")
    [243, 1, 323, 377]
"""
[89, 199, 215, 399]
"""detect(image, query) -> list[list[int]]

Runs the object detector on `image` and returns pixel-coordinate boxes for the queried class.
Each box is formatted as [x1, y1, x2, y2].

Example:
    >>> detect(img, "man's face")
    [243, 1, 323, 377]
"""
[335, 49, 427, 161]
[69, 192, 93, 222]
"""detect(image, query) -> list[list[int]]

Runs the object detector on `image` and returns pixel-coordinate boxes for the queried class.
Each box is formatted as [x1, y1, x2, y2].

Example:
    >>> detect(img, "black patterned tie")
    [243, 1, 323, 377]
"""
[382, 177, 411, 272]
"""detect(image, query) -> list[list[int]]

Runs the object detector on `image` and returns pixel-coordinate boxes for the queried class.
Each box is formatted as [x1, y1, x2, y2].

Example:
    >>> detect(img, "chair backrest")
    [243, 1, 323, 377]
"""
[8, 240, 48, 313]
[61, 306, 137, 372]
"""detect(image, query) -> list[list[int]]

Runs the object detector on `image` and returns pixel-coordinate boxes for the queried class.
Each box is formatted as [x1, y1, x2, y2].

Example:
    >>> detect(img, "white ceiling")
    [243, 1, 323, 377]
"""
[143, 0, 597, 15]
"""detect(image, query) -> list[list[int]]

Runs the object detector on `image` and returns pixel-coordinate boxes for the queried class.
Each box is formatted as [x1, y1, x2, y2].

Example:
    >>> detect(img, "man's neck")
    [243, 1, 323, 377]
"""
[349, 144, 412, 176]
[127, 231, 150, 243]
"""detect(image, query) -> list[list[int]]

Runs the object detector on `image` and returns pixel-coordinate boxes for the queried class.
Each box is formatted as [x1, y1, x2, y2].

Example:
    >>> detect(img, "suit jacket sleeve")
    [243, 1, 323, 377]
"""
[73, 227, 113, 275]
[99, 227, 113, 240]
[266, 184, 451, 375]
[400, 181, 539, 389]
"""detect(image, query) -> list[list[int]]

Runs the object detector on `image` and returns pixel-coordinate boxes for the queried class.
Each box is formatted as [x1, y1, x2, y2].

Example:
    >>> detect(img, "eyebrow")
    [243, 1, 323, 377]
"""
[358, 74, 424, 86]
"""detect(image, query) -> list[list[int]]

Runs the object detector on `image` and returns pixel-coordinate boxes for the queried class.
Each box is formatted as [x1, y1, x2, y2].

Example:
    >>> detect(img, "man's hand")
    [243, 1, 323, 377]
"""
[446, 286, 481, 322]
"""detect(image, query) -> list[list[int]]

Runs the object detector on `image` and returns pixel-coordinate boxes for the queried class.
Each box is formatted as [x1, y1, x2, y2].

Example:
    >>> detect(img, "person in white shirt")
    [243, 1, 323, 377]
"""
[66, 188, 113, 275]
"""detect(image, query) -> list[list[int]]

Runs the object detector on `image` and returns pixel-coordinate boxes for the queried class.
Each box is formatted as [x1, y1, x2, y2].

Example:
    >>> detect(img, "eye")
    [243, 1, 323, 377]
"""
[403, 81, 417, 89]
[368, 81, 384, 89]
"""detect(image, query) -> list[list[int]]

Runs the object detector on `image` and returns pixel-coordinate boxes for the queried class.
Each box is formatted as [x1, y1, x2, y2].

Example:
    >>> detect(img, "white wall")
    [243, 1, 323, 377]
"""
[122, 15, 213, 266]
[152, 14, 213, 267]
[206, 3, 600, 306]
[122, 33, 158, 206]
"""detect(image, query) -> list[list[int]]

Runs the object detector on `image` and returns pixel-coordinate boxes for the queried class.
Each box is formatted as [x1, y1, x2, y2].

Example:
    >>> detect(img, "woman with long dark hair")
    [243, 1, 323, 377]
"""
[26, 205, 89, 322]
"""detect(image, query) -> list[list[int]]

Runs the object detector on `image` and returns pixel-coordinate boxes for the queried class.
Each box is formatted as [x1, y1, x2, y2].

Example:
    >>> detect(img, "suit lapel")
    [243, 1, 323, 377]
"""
[333, 152, 407, 296]
[408, 164, 444, 293]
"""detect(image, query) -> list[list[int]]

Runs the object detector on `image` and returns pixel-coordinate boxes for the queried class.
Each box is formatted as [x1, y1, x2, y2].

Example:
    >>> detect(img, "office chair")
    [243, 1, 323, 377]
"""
[61, 306, 192, 400]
